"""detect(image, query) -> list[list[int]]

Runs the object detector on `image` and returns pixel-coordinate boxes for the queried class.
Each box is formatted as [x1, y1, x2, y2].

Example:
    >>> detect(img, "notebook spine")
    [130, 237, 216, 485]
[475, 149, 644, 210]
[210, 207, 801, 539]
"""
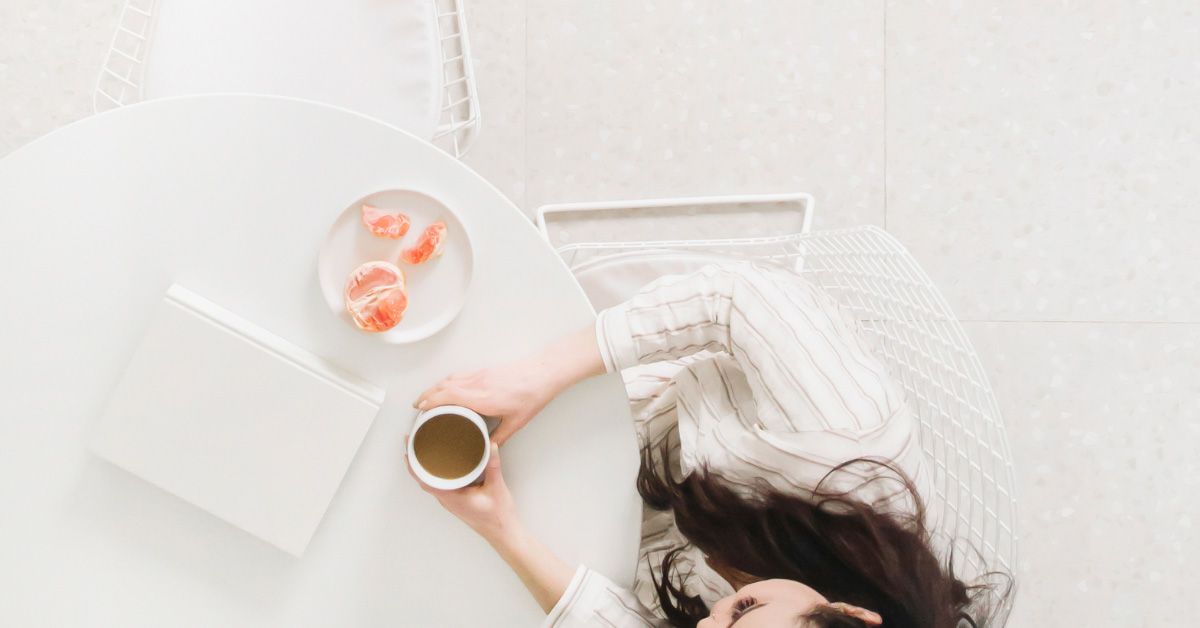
[164, 284, 386, 407]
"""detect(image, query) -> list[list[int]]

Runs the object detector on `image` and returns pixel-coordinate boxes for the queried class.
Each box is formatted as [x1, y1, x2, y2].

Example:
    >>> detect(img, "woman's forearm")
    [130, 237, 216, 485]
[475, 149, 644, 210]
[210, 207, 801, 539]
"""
[486, 329, 602, 612]
[528, 324, 607, 396]
[486, 521, 576, 613]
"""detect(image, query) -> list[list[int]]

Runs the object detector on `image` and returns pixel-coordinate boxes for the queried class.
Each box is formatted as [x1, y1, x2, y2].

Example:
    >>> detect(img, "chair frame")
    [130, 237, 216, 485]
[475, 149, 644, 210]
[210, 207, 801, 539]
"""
[93, 0, 480, 158]
[540, 198, 1019, 624]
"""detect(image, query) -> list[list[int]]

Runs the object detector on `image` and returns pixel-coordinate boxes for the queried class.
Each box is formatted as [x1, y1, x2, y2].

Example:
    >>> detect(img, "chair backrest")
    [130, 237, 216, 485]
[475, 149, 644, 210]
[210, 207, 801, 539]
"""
[786, 227, 1017, 622]
[558, 225, 1018, 624]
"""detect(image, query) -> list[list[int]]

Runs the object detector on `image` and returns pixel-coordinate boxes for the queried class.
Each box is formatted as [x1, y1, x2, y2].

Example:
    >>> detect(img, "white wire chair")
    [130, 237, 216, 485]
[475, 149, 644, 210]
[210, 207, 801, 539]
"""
[430, 0, 481, 158]
[93, 0, 480, 158]
[540, 199, 1018, 625]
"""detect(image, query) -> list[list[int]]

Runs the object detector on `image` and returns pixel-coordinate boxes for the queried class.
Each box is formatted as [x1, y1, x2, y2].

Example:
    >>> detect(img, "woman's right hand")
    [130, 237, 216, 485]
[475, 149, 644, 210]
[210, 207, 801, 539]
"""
[406, 440, 518, 540]
[407, 438, 576, 614]
[414, 356, 559, 445]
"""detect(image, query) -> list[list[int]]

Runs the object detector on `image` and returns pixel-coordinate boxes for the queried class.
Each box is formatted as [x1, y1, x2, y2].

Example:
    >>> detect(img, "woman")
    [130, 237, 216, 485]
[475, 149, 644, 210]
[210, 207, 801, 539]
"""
[410, 263, 1004, 627]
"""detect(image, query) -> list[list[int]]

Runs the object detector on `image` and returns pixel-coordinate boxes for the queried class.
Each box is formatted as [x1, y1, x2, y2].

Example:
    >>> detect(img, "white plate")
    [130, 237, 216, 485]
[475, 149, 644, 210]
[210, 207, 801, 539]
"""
[317, 189, 474, 343]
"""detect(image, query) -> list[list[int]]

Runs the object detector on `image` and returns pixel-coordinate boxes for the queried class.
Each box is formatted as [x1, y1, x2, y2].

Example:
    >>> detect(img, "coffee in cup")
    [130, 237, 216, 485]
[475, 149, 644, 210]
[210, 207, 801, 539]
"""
[408, 405, 490, 490]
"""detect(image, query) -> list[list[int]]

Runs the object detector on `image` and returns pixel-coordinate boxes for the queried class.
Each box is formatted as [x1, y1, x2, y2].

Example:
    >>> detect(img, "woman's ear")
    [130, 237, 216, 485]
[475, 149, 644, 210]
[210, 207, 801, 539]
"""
[825, 602, 882, 625]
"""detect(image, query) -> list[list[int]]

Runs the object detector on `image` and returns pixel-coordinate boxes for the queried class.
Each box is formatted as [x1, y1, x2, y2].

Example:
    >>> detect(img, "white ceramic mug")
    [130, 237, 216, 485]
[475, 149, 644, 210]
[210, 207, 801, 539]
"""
[407, 405, 491, 490]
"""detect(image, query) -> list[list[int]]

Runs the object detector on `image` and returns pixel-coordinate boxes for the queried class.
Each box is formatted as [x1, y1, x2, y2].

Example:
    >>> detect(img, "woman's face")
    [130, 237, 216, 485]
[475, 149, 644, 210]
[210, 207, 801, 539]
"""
[697, 579, 881, 628]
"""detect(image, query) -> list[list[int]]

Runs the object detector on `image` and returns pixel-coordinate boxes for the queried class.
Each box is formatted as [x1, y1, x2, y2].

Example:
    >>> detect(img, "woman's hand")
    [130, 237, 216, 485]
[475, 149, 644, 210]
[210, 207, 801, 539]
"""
[413, 359, 557, 445]
[406, 440, 517, 541]
[406, 439, 576, 613]
[413, 325, 608, 444]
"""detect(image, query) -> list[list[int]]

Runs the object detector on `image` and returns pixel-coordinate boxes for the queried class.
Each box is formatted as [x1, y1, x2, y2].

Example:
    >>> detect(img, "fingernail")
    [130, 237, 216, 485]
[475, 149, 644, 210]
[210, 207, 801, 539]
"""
[417, 401, 427, 410]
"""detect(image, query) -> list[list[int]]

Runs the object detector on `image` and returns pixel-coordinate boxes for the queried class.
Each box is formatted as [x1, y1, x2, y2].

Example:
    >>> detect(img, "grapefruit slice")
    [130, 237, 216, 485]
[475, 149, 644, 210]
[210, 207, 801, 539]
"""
[361, 204, 411, 239]
[400, 221, 448, 265]
[344, 261, 408, 332]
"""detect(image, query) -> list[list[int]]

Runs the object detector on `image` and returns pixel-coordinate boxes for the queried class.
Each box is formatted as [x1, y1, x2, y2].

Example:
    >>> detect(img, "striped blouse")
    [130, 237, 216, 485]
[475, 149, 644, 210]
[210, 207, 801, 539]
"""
[543, 262, 932, 627]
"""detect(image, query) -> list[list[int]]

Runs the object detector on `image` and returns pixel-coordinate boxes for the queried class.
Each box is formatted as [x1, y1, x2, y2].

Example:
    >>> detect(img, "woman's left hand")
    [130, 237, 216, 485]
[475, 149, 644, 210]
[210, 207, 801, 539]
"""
[406, 440, 518, 542]
[413, 325, 609, 445]
[413, 360, 559, 445]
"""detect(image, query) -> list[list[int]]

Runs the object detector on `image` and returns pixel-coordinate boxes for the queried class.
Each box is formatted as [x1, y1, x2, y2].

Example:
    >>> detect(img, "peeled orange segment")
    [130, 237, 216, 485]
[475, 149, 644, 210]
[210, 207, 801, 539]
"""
[344, 261, 409, 332]
[361, 204, 411, 239]
[400, 221, 448, 265]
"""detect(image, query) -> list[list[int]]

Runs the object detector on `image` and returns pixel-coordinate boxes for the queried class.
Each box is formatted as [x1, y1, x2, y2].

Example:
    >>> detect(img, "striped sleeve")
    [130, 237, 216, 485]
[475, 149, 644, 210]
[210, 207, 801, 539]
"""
[595, 264, 735, 374]
[595, 262, 902, 433]
[543, 565, 665, 628]
[594, 262, 930, 517]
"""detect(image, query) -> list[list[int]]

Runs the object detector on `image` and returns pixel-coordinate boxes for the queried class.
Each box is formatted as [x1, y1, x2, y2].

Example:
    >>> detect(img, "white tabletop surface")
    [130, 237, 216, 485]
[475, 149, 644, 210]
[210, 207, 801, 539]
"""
[0, 94, 641, 627]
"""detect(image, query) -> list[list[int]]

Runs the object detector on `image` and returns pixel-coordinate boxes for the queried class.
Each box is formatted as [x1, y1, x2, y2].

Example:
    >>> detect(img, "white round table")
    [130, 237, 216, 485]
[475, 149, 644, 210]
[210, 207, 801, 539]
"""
[0, 95, 641, 627]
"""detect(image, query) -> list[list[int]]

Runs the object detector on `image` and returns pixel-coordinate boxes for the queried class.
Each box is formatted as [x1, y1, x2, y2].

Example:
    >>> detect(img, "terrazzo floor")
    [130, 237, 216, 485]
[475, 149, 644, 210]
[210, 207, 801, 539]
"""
[4, 1, 1197, 625]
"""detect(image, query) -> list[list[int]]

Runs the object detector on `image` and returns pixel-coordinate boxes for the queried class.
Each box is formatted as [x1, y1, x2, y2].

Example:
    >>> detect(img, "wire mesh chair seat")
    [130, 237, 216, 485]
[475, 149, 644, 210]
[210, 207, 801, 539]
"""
[553, 225, 1018, 624]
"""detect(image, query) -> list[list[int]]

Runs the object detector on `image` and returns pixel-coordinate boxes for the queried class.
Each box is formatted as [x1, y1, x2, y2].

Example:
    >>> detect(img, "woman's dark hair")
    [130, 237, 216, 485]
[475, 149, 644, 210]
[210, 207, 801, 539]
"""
[637, 441, 1011, 628]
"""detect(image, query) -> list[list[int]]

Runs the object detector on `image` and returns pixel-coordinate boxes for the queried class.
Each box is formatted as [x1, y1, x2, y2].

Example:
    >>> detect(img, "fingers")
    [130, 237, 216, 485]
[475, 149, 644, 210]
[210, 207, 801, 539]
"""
[402, 450, 423, 486]
[482, 441, 503, 485]
[414, 383, 454, 411]
[413, 382, 440, 410]
[402, 448, 424, 486]
[413, 380, 477, 411]
[413, 375, 456, 409]
[490, 418, 519, 446]
[487, 441, 501, 467]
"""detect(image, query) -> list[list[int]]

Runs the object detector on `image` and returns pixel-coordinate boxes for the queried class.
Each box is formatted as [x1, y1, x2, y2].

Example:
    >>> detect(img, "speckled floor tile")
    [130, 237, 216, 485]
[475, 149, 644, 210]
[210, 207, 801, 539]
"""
[3, 1, 1200, 625]
[459, 0, 526, 209]
[0, 0, 123, 156]
[966, 321, 1200, 626]
[526, 0, 885, 230]
[887, 2, 1200, 322]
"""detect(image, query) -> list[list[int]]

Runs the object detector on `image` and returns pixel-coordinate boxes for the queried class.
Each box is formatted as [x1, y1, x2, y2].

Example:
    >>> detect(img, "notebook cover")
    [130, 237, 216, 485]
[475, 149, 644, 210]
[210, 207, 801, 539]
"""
[90, 285, 385, 556]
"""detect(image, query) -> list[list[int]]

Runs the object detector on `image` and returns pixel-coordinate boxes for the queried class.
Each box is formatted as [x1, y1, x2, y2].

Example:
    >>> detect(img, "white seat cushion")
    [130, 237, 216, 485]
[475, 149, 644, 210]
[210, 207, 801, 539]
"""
[143, 0, 441, 138]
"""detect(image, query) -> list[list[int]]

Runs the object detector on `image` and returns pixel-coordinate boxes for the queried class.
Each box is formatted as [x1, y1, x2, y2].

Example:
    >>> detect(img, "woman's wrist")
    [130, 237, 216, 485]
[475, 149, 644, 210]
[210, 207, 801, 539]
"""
[482, 514, 530, 556]
[516, 351, 568, 401]
[515, 350, 580, 407]
[483, 517, 575, 613]
[533, 325, 608, 393]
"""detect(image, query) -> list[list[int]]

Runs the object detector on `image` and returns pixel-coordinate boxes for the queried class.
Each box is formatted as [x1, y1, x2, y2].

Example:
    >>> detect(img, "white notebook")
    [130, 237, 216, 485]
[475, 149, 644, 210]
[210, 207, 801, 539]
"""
[90, 285, 385, 556]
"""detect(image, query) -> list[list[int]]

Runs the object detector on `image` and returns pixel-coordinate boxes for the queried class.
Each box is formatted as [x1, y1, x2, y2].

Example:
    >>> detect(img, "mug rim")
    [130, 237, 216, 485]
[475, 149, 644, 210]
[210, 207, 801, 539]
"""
[407, 404, 490, 491]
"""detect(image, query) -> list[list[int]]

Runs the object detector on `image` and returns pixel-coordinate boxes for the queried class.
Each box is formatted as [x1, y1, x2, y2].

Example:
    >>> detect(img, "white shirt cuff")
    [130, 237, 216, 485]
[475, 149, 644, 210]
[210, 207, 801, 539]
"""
[595, 304, 639, 373]
[541, 564, 589, 627]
